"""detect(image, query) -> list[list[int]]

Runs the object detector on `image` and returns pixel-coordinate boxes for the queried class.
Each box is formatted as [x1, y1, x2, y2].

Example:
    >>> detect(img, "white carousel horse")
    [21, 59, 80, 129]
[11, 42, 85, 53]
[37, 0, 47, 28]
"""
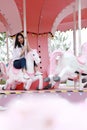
[2, 49, 43, 90]
[0, 62, 8, 80]
[44, 42, 87, 88]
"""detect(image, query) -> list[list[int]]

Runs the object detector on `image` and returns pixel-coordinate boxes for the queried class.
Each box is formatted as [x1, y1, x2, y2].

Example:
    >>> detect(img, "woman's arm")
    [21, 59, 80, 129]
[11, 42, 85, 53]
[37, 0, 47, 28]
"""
[20, 48, 25, 57]
[13, 48, 24, 59]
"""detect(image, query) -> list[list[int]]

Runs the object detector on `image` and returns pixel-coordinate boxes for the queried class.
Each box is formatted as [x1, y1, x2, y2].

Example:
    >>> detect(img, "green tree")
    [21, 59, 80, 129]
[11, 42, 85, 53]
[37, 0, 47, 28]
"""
[48, 31, 71, 53]
[0, 32, 13, 63]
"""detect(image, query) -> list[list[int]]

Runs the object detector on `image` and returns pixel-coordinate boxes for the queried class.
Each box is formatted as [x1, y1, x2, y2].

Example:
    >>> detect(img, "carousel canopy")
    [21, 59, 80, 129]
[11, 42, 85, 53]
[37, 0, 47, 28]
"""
[0, 0, 87, 36]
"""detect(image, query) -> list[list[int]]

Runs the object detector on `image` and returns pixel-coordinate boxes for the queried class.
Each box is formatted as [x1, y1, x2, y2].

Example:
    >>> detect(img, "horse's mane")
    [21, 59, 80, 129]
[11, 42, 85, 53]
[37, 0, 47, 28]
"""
[48, 50, 63, 75]
[49, 50, 63, 61]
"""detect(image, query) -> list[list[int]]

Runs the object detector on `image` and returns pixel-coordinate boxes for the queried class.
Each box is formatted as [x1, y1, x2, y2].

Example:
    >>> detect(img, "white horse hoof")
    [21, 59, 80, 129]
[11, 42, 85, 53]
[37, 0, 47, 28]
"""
[83, 83, 87, 88]
[53, 76, 60, 82]
[44, 84, 52, 90]
[44, 77, 50, 82]
[2, 86, 6, 90]
[82, 78, 87, 83]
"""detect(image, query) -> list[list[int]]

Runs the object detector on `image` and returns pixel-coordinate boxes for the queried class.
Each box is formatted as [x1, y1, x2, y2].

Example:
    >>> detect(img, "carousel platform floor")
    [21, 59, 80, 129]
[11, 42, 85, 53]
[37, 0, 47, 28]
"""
[0, 87, 87, 95]
[0, 87, 87, 107]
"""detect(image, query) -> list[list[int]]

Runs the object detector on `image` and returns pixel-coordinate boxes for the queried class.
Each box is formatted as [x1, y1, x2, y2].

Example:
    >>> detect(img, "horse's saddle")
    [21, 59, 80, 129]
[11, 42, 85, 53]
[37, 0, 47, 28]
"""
[12, 66, 21, 74]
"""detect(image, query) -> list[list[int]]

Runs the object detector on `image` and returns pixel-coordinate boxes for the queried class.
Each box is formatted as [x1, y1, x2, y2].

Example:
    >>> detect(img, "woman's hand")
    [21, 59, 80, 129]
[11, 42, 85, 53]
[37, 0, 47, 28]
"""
[24, 45, 27, 51]
[20, 46, 27, 57]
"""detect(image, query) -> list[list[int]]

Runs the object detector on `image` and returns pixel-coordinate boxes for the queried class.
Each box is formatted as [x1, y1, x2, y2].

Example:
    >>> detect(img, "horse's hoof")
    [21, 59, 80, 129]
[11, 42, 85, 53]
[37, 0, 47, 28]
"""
[44, 77, 50, 82]
[2, 86, 5, 90]
[82, 78, 87, 83]
[23, 88, 27, 91]
[83, 83, 87, 88]
[36, 87, 40, 90]
[10, 88, 15, 90]
[43, 84, 52, 90]
[53, 76, 60, 82]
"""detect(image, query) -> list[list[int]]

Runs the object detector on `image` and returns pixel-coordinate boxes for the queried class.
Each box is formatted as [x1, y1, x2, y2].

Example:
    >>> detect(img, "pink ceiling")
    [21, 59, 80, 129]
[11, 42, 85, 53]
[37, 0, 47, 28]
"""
[15, 0, 75, 34]
[0, 0, 87, 35]
[62, 8, 87, 23]
[0, 0, 22, 35]
[57, 8, 87, 31]
[52, 0, 87, 32]
[24, 0, 75, 34]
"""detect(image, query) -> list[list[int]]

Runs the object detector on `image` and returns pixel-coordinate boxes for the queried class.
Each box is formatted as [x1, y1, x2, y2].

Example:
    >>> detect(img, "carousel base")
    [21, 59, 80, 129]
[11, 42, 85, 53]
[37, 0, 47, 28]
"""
[0, 88, 87, 130]
[0, 88, 87, 107]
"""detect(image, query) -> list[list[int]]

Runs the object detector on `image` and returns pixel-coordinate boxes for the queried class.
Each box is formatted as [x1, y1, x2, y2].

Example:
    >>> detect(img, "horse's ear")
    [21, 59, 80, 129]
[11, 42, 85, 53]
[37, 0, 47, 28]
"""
[32, 49, 37, 52]
[34, 49, 37, 52]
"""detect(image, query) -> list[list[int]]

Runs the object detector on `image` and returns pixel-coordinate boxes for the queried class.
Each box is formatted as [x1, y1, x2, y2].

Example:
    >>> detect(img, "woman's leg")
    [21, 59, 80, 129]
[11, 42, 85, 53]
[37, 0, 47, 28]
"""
[13, 60, 21, 69]
[13, 58, 29, 79]
[20, 57, 27, 70]
[13, 58, 27, 70]
[20, 58, 30, 79]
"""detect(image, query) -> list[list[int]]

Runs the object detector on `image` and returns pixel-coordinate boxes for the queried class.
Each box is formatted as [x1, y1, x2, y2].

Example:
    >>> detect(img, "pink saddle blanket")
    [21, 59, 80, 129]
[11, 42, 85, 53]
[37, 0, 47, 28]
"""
[12, 67, 21, 74]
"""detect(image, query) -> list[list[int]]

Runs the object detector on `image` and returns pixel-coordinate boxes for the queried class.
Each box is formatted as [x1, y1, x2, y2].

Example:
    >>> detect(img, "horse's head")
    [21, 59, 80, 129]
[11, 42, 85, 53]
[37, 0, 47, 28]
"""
[26, 49, 40, 74]
[30, 49, 40, 65]
[81, 42, 87, 55]
[50, 49, 63, 60]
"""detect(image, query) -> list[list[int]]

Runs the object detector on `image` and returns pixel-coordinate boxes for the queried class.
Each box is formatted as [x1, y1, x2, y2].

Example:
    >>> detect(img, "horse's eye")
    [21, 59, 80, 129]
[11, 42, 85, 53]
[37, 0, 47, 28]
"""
[33, 54, 35, 56]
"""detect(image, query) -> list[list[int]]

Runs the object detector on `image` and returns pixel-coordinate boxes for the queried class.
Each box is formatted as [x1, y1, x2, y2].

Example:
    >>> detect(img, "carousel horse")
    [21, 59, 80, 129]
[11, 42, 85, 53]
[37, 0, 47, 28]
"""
[0, 62, 8, 80]
[44, 42, 87, 88]
[2, 49, 43, 90]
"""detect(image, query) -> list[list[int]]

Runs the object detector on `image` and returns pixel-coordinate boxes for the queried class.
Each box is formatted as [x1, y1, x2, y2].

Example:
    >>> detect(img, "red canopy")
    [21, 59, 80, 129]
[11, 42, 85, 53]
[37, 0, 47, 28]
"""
[0, 0, 86, 35]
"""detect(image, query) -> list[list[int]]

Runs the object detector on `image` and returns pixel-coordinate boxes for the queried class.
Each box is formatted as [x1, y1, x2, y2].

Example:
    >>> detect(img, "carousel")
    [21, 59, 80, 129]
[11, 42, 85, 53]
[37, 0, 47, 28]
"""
[0, 0, 87, 130]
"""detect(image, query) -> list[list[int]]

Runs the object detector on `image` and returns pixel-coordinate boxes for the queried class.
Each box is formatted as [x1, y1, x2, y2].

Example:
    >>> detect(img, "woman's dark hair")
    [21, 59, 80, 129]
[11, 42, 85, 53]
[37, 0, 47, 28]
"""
[14, 33, 24, 48]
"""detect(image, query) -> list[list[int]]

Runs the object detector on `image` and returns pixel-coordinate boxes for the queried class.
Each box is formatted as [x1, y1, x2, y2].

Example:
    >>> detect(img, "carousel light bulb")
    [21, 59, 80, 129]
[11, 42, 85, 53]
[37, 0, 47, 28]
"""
[4, 95, 7, 98]
[17, 94, 21, 98]
[68, 92, 71, 96]
[79, 92, 83, 96]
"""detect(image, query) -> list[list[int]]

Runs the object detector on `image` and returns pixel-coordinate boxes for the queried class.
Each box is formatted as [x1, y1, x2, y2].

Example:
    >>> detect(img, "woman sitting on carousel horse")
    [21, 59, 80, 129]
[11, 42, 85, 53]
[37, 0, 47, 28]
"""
[13, 33, 31, 79]
[13, 33, 41, 79]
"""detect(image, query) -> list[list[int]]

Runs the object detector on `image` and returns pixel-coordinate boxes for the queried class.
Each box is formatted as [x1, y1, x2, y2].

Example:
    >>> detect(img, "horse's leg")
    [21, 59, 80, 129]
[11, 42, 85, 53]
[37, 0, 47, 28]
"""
[44, 77, 50, 82]
[44, 74, 54, 82]
[10, 81, 17, 90]
[53, 68, 68, 82]
[33, 75, 43, 90]
[38, 75, 43, 89]
[43, 75, 56, 89]
[2, 78, 14, 90]
[24, 78, 33, 90]
[53, 66, 77, 82]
